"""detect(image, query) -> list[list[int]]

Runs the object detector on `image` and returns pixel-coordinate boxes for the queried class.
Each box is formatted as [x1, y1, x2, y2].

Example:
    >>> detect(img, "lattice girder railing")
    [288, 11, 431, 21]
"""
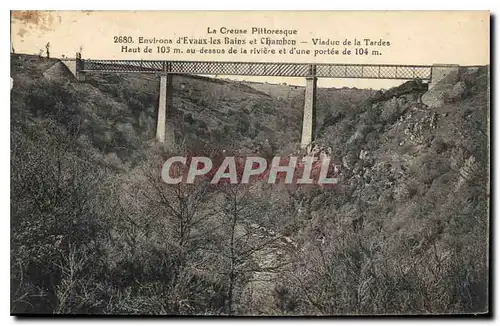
[81, 60, 432, 80]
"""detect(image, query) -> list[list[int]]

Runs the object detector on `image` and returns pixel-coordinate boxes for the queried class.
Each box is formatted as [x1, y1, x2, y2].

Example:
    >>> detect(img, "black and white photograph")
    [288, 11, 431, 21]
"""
[9, 10, 491, 316]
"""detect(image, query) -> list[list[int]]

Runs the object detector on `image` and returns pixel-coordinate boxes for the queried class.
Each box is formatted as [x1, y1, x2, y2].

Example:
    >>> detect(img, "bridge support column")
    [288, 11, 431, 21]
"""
[75, 53, 86, 82]
[429, 64, 459, 89]
[156, 74, 172, 143]
[300, 76, 317, 151]
[76, 71, 86, 82]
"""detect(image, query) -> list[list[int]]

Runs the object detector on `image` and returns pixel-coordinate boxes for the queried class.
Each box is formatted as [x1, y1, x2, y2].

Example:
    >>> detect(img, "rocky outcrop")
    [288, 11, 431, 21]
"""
[371, 79, 428, 104]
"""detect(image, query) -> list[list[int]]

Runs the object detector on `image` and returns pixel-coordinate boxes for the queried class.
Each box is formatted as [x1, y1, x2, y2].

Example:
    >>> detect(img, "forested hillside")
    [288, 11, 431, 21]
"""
[11, 54, 489, 315]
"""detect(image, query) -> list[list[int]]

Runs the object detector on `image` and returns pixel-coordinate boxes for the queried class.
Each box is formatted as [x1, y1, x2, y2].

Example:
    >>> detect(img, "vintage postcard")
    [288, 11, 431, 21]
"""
[10, 11, 490, 316]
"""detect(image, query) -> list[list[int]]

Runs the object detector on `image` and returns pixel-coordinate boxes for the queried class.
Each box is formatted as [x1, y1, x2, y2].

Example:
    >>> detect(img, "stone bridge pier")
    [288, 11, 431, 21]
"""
[429, 64, 460, 89]
[300, 65, 318, 151]
[156, 73, 172, 143]
[61, 53, 86, 81]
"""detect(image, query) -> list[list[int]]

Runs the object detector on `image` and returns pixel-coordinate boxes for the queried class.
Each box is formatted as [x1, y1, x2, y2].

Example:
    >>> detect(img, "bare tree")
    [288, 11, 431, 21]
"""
[207, 184, 296, 315]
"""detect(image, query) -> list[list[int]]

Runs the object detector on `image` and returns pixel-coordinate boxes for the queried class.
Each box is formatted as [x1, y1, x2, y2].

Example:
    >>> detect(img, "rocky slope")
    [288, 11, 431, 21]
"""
[278, 66, 489, 314]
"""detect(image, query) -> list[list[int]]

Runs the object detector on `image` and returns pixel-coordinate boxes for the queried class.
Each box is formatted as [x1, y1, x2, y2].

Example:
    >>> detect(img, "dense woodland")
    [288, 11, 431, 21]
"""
[11, 54, 489, 315]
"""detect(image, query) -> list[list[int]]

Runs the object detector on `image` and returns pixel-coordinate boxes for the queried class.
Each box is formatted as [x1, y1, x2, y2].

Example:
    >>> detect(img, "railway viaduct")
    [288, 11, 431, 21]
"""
[61, 54, 458, 151]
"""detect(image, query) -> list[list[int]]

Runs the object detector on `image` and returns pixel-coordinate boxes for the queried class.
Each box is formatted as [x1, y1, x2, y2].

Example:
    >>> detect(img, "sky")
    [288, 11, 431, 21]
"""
[10, 11, 490, 89]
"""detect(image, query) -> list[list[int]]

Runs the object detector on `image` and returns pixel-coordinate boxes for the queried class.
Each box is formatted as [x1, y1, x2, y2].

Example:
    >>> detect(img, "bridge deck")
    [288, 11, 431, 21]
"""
[81, 60, 432, 80]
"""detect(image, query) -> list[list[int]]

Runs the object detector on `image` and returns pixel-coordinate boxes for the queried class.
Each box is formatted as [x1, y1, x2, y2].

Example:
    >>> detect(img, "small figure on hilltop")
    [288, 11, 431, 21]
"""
[45, 42, 50, 59]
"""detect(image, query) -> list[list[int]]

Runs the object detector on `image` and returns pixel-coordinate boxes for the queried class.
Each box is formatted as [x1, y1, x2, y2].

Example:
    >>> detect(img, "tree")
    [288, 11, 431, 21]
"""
[108, 148, 226, 314]
[11, 120, 108, 313]
[207, 183, 297, 315]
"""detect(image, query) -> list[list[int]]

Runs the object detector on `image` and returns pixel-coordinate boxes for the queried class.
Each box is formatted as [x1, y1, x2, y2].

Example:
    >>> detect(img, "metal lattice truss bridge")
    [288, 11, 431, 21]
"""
[81, 59, 432, 80]
[73, 57, 441, 148]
